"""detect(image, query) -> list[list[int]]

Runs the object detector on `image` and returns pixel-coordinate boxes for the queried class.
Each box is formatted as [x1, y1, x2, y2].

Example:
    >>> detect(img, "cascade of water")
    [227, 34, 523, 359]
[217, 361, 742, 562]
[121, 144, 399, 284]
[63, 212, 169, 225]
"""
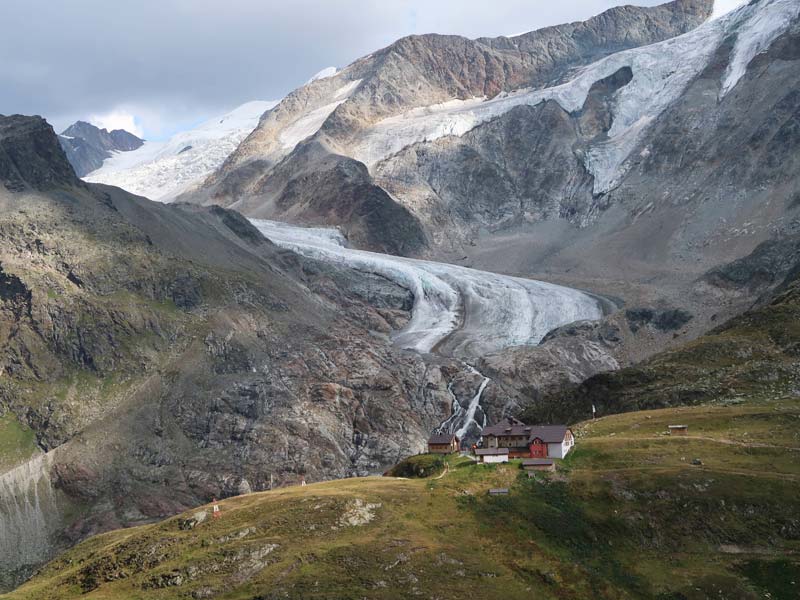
[436, 365, 490, 446]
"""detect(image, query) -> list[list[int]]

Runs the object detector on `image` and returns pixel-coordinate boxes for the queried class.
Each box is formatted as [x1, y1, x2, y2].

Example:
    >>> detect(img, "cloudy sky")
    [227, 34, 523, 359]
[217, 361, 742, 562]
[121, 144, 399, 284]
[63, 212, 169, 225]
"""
[1, 0, 730, 140]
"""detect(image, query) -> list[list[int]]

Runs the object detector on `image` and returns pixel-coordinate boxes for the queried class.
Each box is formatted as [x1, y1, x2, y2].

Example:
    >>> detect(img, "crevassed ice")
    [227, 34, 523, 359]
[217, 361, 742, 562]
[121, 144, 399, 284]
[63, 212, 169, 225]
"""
[250, 219, 603, 358]
[720, 0, 800, 96]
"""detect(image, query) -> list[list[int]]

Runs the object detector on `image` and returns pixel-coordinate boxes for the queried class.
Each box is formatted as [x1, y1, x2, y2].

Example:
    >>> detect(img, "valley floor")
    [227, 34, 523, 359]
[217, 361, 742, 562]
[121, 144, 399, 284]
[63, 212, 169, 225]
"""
[7, 395, 799, 600]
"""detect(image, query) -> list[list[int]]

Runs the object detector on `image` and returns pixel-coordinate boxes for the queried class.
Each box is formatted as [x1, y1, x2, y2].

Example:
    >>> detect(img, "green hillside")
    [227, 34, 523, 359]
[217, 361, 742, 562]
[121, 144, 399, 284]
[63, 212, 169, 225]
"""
[7, 395, 799, 600]
[563, 269, 800, 420]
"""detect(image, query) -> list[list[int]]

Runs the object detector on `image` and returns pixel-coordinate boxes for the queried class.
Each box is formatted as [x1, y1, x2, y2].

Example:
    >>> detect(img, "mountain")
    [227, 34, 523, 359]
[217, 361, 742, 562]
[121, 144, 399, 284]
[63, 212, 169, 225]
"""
[182, 0, 800, 309]
[85, 101, 277, 202]
[183, 0, 714, 254]
[3, 0, 800, 594]
[179, 0, 800, 367]
[0, 114, 480, 590]
[57, 121, 143, 177]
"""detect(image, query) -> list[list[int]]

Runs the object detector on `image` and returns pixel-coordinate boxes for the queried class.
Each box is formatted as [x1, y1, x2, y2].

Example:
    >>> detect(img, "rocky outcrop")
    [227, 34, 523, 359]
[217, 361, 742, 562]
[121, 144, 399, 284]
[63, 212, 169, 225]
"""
[0, 115, 80, 191]
[475, 319, 621, 424]
[58, 121, 143, 177]
[231, 141, 428, 255]
[702, 237, 800, 294]
[544, 261, 800, 422]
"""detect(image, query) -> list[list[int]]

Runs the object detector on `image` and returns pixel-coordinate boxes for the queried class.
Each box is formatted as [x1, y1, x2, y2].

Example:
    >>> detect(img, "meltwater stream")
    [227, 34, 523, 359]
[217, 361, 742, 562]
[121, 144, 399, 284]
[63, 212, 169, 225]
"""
[251, 219, 604, 442]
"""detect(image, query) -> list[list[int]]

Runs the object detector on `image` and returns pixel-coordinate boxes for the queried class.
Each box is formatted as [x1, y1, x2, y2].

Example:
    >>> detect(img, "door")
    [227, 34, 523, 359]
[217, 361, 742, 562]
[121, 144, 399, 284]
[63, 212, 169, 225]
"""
[529, 439, 546, 458]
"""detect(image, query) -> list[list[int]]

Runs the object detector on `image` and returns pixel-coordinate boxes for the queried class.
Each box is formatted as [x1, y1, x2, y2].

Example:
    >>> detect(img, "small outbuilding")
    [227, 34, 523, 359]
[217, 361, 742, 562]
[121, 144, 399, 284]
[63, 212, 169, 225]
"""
[668, 425, 689, 436]
[475, 447, 509, 464]
[521, 458, 556, 472]
[427, 433, 460, 454]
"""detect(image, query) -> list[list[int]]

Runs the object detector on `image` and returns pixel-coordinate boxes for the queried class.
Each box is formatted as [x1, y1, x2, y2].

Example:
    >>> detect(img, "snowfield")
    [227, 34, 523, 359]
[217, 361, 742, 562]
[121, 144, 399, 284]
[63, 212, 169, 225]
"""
[250, 219, 603, 358]
[85, 101, 277, 201]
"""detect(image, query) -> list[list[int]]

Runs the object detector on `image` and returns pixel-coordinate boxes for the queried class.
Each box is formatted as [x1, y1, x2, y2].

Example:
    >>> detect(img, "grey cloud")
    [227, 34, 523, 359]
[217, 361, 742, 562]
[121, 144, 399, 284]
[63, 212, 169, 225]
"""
[0, 0, 663, 137]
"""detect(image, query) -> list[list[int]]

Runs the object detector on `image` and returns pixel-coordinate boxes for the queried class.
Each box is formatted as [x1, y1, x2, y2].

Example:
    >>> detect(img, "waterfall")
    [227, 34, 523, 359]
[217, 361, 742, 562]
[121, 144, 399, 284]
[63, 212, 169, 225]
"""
[436, 365, 490, 446]
[0, 452, 61, 587]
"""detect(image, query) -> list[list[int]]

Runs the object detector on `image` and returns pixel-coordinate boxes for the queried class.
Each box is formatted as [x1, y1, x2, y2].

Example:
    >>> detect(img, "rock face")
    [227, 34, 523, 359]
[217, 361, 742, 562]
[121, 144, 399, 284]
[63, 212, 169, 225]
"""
[0, 115, 80, 191]
[58, 121, 143, 177]
[184, 0, 713, 254]
[0, 115, 471, 589]
[0, 453, 66, 592]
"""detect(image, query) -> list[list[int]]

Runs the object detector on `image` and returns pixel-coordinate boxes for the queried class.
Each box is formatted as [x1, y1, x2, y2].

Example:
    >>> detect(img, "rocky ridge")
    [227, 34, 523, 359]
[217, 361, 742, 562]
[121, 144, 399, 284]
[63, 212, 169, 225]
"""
[58, 121, 143, 177]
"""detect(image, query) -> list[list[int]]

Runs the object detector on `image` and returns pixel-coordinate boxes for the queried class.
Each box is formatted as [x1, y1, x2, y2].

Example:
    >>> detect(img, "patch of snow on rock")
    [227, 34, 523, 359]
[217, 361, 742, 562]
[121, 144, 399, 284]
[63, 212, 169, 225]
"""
[279, 100, 348, 151]
[279, 79, 362, 152]
[307, 66, 338, 84]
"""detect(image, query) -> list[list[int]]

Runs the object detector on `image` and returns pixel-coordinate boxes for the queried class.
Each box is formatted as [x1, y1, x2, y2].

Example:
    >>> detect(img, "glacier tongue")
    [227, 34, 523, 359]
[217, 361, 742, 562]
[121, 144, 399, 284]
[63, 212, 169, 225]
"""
[251, 218, 604, 446]
[250, 219, 603, 358]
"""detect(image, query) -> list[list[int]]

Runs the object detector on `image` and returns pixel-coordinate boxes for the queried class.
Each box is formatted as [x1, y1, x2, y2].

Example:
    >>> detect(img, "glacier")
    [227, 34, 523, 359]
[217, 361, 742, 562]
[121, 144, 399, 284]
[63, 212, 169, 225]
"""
[250, 219, 603, 358]
[85, 100, 277, 202]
